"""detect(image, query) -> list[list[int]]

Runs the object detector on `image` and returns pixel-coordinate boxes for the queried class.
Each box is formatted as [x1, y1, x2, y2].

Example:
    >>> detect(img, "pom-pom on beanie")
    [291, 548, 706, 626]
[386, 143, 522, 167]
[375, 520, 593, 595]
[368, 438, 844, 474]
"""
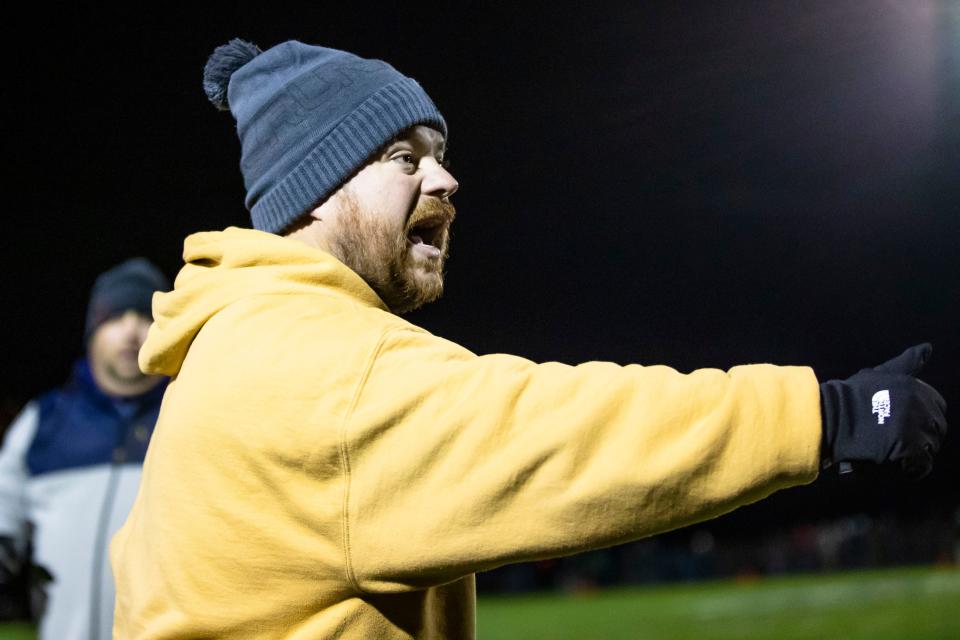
[203, 39, 448, 233]
[84, 258, 170, 343]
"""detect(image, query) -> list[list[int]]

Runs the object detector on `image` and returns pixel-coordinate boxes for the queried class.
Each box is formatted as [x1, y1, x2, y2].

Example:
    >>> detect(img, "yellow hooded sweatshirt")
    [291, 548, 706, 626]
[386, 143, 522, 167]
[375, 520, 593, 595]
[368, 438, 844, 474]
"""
[111, 227, 821, 639]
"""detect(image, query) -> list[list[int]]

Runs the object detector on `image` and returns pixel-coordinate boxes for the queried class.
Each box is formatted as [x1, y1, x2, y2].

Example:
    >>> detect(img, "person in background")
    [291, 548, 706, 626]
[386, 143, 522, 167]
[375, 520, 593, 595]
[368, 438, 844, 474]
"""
[0, 258, 169, 640]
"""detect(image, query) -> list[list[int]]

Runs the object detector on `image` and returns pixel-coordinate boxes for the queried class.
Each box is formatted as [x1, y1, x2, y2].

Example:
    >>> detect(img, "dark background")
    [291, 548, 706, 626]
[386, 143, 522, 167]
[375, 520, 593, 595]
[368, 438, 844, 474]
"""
[3, 1, 957, 540]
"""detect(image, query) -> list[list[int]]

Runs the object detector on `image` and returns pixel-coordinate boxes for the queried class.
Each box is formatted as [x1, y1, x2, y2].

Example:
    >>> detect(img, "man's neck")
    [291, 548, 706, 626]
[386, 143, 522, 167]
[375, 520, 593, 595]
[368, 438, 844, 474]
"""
[284, 219, 332, 253]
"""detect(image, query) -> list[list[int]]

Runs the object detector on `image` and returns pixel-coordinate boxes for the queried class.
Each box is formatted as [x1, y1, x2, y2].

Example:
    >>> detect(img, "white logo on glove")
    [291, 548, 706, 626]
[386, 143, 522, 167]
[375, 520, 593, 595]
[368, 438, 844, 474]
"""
[872, 390, 891, 424]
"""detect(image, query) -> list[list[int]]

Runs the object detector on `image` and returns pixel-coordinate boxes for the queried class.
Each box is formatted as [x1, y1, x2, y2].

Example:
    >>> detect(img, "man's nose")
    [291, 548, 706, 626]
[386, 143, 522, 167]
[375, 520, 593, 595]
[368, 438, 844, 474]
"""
[119, 310, 149, 338]
[421, 159, 458, 200]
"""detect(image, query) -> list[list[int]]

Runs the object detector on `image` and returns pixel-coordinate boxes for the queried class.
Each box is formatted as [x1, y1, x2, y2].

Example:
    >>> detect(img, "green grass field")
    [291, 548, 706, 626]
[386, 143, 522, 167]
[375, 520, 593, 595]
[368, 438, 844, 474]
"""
[0, 624, 31, 640]
[478, 566, 960, 640]
[1, 566, 956, 639]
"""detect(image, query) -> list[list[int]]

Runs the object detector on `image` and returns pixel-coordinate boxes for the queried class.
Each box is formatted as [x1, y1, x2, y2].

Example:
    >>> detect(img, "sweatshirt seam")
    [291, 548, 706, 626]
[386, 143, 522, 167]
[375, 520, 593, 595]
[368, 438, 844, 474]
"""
[338, 327, 396, 594]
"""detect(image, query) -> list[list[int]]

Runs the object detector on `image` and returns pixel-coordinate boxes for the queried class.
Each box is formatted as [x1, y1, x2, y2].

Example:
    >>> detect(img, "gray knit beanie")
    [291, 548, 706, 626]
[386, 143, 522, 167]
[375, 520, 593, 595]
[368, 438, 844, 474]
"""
[203, 39, 448, 234]
[84, 258, 170, 342]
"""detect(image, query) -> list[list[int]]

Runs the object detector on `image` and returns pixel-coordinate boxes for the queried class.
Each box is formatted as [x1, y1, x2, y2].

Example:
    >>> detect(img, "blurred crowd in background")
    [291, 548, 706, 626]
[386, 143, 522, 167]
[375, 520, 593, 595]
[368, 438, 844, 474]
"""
[479, 511, 960, 594]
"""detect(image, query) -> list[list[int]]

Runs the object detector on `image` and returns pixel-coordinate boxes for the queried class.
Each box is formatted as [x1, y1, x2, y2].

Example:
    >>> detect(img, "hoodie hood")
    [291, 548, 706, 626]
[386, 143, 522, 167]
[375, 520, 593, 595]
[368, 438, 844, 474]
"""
[140, 227, 387, 377]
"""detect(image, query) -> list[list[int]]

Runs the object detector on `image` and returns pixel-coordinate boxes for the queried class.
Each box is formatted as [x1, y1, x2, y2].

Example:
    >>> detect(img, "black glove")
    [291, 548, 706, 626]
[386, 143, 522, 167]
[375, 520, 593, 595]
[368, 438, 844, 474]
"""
[0, 536, 28, 621]
[819, 343, 948, 480]
[0, 537, 51, 623]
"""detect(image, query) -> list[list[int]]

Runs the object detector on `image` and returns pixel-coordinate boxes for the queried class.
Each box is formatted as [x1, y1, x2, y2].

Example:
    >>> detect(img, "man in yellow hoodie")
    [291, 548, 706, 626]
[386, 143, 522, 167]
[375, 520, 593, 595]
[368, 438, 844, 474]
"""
[110, 39, 948, 639]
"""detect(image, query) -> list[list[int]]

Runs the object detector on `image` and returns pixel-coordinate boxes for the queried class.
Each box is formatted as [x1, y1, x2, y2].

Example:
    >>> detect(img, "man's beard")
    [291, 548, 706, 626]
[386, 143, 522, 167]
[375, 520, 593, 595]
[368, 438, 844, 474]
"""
[329, 194, 456, 314]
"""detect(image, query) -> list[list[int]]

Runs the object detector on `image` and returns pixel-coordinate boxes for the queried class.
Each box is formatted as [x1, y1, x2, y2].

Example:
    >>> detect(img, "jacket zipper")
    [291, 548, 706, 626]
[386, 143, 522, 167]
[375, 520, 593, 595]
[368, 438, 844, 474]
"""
[88, 434, 126, 639]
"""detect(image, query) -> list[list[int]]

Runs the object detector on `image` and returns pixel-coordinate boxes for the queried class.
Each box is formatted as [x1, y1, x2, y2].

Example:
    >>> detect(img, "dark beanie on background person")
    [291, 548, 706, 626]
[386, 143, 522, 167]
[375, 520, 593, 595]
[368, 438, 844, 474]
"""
[203, 38, 448, 234]
[84, 258, 170, 342]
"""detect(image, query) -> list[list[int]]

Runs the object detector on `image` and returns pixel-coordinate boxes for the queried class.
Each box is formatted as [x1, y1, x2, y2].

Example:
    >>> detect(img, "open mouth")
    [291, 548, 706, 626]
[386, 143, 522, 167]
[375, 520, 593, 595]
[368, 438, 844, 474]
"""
[406, 217, 446, 249]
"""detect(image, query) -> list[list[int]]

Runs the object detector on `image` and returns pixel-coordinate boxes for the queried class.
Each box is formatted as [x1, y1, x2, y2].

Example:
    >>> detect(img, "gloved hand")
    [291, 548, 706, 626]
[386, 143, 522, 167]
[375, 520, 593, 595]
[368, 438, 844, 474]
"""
[0, 538, 51, 623]
[0, 536, 28, 621]
[819, 343, 948, 480]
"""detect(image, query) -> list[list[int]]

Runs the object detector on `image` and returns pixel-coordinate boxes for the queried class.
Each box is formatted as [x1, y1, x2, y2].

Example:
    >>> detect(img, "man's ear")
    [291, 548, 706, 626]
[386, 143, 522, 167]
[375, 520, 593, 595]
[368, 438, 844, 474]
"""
[311, 187, 349, 223]
[281, 207, 322, 236]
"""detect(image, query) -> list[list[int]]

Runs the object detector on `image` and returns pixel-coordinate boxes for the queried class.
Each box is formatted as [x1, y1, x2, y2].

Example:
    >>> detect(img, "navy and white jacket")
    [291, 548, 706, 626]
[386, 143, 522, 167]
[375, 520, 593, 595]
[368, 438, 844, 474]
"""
[0, 359, 165, 640]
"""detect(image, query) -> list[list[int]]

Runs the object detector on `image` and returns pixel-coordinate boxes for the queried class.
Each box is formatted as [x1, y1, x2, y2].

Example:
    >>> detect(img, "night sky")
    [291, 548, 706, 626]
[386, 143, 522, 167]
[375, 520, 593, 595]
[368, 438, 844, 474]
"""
[4, 1, 958, 531]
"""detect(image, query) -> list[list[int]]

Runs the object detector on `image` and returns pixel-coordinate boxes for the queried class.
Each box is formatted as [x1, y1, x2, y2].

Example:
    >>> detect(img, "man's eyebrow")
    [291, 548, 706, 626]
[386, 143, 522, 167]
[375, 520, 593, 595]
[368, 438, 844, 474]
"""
[381, 132, 446, 156]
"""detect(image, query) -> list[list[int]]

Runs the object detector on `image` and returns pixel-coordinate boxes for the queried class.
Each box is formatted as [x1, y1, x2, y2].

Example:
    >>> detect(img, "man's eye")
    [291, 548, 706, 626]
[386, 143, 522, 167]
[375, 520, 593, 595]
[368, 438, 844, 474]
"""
[394, 153, 416, 166]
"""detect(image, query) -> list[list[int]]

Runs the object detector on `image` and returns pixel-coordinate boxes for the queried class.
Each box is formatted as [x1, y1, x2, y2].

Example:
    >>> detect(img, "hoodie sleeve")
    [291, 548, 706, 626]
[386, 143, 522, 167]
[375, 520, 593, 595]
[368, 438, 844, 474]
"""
[341, 328, 821, 593]
[0, 403, 37, 552]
